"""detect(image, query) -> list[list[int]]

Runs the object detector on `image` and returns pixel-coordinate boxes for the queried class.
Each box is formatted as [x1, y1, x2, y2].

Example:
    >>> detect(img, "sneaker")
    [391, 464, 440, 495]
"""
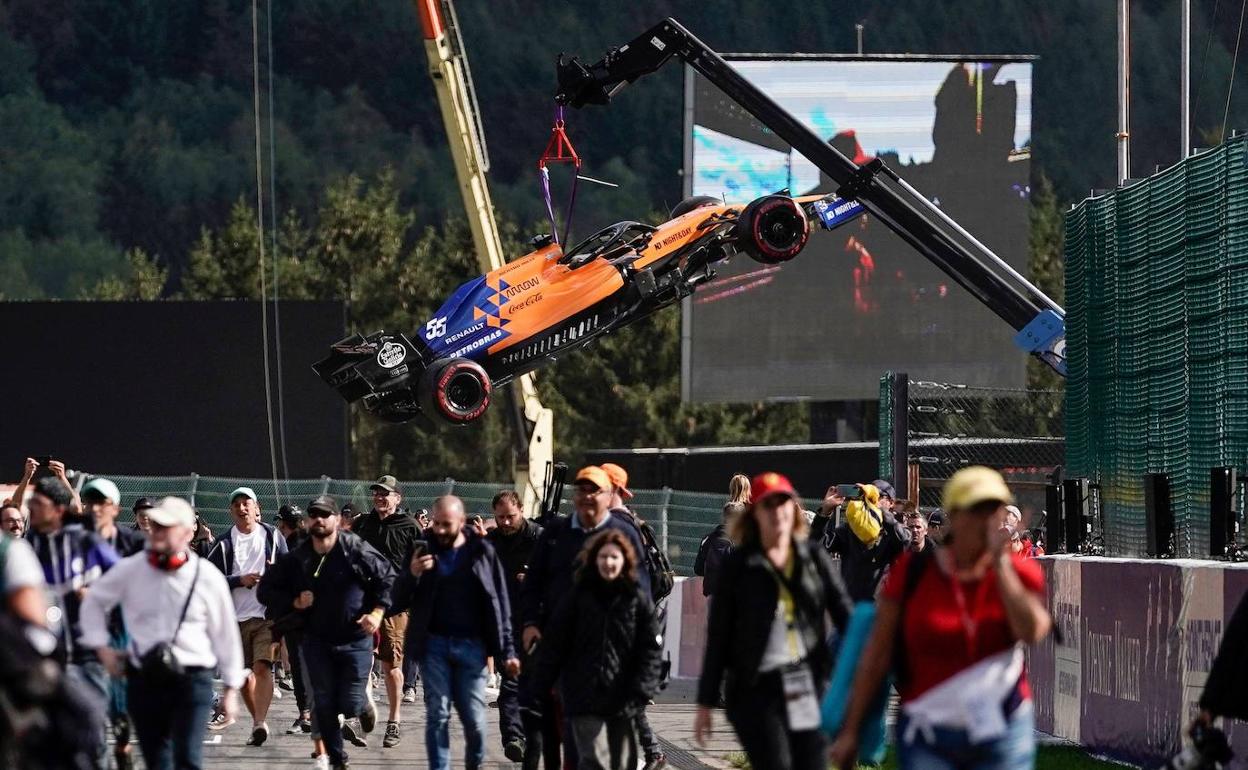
[642, 754, 667, 770]
[359, 695, 378, 734]
[313, 755, 330, 770]
[273, 683, 284, 699]
[278, 674, 295, 692]
[342, 717, 368, 747]
[246, 723, 270, 746]
[402, 685, 417, 704]
[504, 739, 526, 763]
[207, 712, 235, 731]
[332, 764, 350, 770]
[383, 721, 401, 748]
[287, 716, 312, 734]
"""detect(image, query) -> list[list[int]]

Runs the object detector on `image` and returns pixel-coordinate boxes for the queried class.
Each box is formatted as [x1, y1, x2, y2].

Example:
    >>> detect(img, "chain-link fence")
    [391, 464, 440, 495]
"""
[67, 472, 833, 577]
[879, 373, 1065, 518]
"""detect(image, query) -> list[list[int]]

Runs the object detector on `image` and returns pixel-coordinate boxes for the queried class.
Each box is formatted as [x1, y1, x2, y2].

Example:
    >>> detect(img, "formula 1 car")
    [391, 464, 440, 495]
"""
[315, 192, 854, 425]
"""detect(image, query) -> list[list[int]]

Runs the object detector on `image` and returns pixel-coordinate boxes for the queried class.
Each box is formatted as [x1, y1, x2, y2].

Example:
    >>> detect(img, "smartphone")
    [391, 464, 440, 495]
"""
[836, 484, 863, 499]
[34, 455, 53, 467]
[411, 541, 428, 559]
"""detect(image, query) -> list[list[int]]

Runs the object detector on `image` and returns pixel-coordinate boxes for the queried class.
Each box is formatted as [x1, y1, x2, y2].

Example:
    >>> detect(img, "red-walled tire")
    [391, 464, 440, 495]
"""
[735, 195, 810, 264]
[418, 358, 492, 425]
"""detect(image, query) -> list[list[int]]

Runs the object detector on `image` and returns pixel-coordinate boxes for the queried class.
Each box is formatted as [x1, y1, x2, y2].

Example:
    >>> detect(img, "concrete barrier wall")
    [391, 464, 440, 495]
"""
[664, 558, 1248, 767]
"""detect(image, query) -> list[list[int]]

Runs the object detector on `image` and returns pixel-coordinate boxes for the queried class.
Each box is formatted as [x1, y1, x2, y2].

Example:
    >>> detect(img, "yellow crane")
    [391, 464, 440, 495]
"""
[414, 0, 553, 516]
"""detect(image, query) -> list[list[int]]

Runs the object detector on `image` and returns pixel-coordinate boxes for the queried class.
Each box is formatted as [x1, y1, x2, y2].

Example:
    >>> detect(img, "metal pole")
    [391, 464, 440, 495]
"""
[659, 487, 672, 555]
[1181, 0, 1191, 159]
[855, 23, 864, 56]
[1117, 0, 1131, 182]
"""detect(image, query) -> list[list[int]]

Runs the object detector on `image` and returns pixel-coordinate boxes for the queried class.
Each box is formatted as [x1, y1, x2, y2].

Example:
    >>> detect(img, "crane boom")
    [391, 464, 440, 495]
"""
[416, 0, 554, 514]
[556, 18, 1067, 375]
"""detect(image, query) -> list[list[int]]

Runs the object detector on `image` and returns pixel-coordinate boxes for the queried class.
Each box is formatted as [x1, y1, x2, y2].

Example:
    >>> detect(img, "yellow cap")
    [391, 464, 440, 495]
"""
[942, 466, 1014, 511]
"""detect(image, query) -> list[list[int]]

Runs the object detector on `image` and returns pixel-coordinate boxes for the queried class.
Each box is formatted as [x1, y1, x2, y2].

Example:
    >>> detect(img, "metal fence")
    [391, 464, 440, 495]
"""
[73, 473, 823, 577]
[878, 373, 1065, 520]
[1065, 134, 1248, 556]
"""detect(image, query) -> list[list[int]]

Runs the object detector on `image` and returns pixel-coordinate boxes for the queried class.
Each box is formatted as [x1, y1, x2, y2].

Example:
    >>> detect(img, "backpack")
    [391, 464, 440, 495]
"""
[631, 515, 675, 603]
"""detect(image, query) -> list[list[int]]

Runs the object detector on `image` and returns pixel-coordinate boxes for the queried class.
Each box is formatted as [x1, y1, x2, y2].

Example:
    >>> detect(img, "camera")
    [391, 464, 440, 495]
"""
[1161, 724, 1233, 770]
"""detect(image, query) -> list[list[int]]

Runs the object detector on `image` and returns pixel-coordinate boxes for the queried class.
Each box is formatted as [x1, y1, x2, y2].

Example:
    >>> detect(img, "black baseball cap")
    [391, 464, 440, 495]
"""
[133, 497, 156, 513]
[275, 504, 304, 524]
[307, 496, 338, 517]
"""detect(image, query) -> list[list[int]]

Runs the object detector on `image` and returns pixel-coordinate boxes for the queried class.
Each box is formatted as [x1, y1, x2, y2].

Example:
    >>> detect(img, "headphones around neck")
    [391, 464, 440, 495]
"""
[148, 549, 191, 571]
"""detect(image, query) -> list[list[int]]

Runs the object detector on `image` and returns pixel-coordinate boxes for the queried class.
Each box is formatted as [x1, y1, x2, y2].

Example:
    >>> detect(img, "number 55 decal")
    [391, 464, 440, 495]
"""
[425, 316, 448, 341]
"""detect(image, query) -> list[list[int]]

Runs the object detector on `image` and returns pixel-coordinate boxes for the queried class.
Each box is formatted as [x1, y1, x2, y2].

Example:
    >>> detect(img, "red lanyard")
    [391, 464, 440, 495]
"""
[943, 552, 995, 658]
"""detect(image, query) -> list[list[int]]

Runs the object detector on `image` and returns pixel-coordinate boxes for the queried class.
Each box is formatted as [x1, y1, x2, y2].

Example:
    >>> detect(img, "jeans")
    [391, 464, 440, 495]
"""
[570, 715, 637, 770]
[897, 702, 1036, 770]
[302, 634, 373, 765]
[127, 667, 215, 770]
[285, 630, 310, 714]
[67, 659, 110, 769]
[422, 634, 488, 770]
[726, 671, 826, 770]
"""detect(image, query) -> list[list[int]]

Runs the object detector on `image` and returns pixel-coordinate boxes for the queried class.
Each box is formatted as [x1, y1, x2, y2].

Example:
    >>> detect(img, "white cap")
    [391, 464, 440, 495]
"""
[82, 478, 121, 504]
[148, 497, 196, 529]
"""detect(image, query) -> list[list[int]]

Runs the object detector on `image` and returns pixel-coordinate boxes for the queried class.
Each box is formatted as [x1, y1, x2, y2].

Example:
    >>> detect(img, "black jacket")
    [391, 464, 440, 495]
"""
[694, 523, 733, 597]
[812, 512, 910, 602]
[697, 539, 851, 707]
[486, 519, 542, 623]
[353, 510, 421, 569]
[519, 513, 651, 630]
[536, 577, 662, 717]
[257, 531, 396, 642]
[205, 522, 288, 590]
[391, 533, 516, 662]
[1201, 587, 1248, 721]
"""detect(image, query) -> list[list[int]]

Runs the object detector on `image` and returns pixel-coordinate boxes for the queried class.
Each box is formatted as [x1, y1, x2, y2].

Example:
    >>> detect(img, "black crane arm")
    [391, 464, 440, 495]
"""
[556, 18, 1066, 375]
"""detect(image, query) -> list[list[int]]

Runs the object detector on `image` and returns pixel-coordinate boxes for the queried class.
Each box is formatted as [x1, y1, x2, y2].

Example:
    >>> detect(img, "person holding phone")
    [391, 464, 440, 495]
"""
[391, 495, 520, 770]
[812, 482, 910, 602]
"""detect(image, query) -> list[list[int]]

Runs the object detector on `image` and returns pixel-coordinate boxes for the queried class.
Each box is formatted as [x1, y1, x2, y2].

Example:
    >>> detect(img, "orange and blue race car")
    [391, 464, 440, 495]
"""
[315, 191, 859, 425]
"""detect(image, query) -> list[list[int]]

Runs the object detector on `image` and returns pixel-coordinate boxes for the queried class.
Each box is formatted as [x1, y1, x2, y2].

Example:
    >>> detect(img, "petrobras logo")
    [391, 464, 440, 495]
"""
[503, 277, 540, 298]
[449, 329, 504, 359]
[376, 341, 407, 369]
[507, 293, 543, 315]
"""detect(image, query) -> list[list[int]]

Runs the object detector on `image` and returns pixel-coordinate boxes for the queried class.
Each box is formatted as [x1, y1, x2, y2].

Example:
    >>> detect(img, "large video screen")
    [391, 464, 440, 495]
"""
[683, 57, 1033, 402]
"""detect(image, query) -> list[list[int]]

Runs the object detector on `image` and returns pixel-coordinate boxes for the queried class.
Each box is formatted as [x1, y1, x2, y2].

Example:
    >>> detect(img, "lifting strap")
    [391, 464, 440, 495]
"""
[538, 105, 581, 245]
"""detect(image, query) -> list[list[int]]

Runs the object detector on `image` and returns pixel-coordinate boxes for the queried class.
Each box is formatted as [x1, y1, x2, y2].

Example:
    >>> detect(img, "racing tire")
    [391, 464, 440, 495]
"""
[735, 195, 810, 264]
[669, 195, 721, 219]
[417, 357, 492, 425]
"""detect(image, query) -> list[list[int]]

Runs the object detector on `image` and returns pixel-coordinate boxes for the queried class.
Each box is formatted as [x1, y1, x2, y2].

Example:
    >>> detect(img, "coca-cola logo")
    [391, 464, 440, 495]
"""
[507, 293, 544, 315]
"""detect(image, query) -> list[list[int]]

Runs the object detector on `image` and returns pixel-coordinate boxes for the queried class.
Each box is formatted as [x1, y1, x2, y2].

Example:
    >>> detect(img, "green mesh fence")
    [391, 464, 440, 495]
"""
[1065, 134, 1248, 557]
[73, 473, 819, 577]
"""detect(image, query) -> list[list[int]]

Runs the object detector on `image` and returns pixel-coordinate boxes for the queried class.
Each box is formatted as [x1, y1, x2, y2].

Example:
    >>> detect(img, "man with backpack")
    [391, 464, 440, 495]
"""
[600, 463, 673, 770]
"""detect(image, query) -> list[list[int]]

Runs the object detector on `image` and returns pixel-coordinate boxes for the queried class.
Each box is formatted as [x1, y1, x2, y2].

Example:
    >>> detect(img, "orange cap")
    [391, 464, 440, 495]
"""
[599, 463, 634, 500]
[574, 466, 612, 491]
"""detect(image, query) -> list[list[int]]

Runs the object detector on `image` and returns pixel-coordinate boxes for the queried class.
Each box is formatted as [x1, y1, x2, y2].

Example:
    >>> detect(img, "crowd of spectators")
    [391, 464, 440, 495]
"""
[0, 455, 1077, 770]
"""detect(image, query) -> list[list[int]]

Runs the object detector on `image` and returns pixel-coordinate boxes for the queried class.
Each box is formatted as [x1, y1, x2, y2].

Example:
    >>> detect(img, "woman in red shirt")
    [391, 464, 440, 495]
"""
[829, 467, 1052, 769]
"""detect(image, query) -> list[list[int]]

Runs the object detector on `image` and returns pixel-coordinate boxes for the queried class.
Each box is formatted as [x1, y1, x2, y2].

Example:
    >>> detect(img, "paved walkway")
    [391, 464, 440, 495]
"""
[179, 678, 742, 770]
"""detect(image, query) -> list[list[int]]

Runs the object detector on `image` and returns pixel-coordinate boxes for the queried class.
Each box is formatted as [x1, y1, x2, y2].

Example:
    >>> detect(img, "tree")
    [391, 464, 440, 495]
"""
[86, 248, 168, 300]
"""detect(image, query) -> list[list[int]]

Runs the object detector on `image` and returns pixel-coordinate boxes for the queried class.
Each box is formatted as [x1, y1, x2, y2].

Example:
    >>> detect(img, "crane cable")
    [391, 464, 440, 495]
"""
[266, 0, 292, 490]
[252, 0, 282, 503]
[1224, 0, 1248, 141]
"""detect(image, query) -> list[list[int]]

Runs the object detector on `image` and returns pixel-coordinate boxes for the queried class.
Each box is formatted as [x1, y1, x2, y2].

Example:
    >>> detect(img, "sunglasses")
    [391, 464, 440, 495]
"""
[307, 509, 336, 520]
